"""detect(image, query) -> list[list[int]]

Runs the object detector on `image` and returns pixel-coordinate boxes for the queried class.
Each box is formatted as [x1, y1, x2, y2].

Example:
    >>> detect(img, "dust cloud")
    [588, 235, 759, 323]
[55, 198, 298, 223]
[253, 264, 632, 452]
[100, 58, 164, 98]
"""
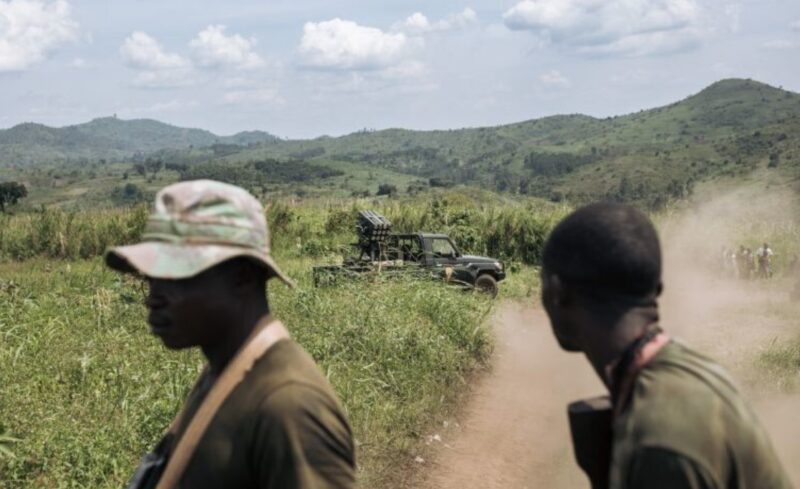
[414, 304, 603, 489]
[416, 185, 800, 488]
[657, 184, 799, 346]
[658, 185, 800, 484]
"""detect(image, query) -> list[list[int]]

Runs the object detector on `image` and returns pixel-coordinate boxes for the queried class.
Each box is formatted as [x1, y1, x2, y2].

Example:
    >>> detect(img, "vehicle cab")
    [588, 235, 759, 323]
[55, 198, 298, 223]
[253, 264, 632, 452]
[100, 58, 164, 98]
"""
[388, 233, 506, 296]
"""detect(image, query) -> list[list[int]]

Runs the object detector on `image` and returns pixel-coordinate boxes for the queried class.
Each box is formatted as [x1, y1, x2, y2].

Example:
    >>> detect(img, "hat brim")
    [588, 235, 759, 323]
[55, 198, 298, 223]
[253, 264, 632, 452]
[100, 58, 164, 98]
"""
[105, 242, 295, 288]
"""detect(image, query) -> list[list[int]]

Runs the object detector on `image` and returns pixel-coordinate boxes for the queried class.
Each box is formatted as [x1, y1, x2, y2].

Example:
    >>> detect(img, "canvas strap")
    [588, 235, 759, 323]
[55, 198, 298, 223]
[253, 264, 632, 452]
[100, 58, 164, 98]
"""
[155, 316, 290, 489]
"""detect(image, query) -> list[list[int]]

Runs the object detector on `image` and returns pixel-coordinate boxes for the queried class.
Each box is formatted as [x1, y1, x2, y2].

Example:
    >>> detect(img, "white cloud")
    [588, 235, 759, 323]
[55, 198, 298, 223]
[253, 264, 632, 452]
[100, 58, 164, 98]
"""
[298, 18, 410, 70]
[129, 70, 196, 88]
[223, 88, 283, 106]
[402, 13, 430, 32]
[398, 8, 478, 34]
[503, 0, 705, 57]
[762, 39, 799, 50]
[120, 31, 194, 88]
[539, 69, 570, 87]
[121, 31, 189, 70]
[189, 25, 264, 70]
[791, 20, 800, 32]
[0, 0, 79, 72]
[70, 57, 85, 68]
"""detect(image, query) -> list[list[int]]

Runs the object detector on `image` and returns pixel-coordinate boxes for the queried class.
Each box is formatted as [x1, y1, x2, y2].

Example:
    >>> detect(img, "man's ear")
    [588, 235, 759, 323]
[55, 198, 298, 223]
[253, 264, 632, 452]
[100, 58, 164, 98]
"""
[549, 273, 569, 307]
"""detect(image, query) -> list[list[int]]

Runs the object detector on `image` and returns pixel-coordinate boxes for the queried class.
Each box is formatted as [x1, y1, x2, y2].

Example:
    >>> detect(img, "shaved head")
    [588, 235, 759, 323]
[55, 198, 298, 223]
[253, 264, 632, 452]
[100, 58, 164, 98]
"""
[542, 203, 662, 299]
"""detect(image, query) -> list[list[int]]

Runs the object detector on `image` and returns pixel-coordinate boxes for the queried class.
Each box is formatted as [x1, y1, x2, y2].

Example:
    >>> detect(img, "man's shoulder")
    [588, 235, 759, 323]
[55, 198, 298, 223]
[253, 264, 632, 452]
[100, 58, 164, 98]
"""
[243, 339, 339, 407]
[627, 341, 742, 440]
[617, 341, 786, 485]
[184, 338, 356, 488]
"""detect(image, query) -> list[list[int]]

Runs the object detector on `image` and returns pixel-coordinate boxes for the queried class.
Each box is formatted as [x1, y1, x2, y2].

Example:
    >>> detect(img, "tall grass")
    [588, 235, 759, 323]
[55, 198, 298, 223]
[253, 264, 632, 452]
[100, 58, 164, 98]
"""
[0, 194, 570, 266]
[0, 206, 148, 260]
[0, 258, 492, 488]
[757, 334, 800, 392]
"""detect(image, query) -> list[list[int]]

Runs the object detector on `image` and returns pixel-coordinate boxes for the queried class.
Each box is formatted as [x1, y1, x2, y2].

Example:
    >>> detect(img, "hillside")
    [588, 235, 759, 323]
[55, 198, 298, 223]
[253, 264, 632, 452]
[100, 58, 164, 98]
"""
[215, 78, 800, 207]
[0, 117, 278, 165]
[2, 78, 798, 209]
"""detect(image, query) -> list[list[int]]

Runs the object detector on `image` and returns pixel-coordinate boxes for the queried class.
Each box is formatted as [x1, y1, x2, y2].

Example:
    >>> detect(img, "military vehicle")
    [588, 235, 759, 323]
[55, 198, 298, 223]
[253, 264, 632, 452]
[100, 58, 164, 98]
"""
[313, 210, 506, 297]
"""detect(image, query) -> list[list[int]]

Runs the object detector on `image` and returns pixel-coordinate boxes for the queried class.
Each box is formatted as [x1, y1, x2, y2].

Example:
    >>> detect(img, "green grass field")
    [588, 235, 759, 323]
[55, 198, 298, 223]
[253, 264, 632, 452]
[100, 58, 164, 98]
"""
[0, 183, 797, 487]
[0, 192, 554, 487]
[0, 256, 533, 487]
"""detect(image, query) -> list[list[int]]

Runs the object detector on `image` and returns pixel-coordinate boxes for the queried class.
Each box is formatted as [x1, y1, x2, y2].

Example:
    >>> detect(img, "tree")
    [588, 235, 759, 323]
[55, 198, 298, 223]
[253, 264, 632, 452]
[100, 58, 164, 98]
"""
[144, 158, 164, 177]
[111, 183, 145, 205]
[376, 183, 398, 196]
[165, 162, 188, 173]
[429, 177, 454, 188]
[0, 181, 28, 213]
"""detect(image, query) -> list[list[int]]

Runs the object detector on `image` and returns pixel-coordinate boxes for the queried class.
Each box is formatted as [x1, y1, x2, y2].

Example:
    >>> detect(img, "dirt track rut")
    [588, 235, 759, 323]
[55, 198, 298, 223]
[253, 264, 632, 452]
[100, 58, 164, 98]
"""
[416, 303, 603, 489]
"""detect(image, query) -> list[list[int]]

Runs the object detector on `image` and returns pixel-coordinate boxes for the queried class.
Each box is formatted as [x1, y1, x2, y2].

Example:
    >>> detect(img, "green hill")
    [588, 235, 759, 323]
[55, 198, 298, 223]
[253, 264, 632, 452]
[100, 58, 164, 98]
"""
[210, 78, 799, 207]
[0, 117, 278, 165]
[2, 78, 798, 209]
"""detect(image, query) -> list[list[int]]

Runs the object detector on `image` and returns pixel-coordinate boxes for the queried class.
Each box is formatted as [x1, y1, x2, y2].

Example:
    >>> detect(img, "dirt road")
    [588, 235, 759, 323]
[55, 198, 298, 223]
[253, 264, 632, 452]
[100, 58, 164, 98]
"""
[416, 303, 603, 489]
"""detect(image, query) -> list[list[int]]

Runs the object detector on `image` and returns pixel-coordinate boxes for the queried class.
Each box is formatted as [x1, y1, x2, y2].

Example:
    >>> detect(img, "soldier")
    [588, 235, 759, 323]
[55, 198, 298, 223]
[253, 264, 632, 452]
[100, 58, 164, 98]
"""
[106, 180, 355, 489]
[744, 247, 755, 280]
[756, 242, 774, 279]
[539, 203, 791, 489]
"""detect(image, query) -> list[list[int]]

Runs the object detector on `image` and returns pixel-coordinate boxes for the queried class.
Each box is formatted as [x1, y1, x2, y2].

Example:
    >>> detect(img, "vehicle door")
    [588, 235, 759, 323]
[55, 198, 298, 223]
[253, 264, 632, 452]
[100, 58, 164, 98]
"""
[429, 237, 459, 267]
[396, 236, 424, 263]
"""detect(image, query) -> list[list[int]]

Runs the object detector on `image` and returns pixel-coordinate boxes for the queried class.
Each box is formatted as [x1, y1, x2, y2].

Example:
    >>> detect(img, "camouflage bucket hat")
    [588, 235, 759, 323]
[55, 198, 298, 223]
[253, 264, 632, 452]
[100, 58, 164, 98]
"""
[105, 179, 294, 287]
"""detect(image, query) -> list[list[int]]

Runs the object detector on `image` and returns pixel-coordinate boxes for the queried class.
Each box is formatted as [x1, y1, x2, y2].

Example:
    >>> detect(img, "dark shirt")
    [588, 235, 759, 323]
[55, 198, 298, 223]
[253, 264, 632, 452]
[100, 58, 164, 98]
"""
[172, 339, 356, 489]
[610, 341, 792, 489]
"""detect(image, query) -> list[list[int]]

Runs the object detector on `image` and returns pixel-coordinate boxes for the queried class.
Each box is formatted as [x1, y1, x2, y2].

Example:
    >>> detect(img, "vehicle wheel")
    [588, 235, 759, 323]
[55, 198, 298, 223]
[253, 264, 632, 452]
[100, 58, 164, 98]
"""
[474, 274, 498, 298]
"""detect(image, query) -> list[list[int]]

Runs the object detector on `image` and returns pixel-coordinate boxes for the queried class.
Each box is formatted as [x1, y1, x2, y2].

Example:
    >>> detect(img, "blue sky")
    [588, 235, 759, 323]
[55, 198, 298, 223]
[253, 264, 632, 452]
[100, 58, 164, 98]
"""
[0, 0, 799, 138]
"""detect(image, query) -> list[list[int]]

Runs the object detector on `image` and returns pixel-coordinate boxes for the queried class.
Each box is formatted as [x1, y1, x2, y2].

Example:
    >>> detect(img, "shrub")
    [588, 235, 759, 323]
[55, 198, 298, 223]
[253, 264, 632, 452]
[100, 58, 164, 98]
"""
[376, 183, 398, 196]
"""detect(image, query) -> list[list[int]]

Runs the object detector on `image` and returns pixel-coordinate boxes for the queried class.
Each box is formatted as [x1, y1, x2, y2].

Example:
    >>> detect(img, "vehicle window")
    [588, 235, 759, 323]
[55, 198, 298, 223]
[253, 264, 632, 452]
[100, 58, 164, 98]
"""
[391, 237, 422, 261]
[432, 239, 456, 257]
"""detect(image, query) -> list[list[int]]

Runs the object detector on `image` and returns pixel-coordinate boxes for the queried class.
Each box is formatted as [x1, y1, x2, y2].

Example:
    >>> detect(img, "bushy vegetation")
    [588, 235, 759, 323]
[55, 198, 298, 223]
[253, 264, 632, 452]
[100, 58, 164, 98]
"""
[523, 150, 598, 177]
[0, 182, 28, 213]
[0, 259, 493, 487]
[758, 336, 800, 391]
[0, 206, 149, 260]
[178, 159, 344, 187]
[0, 192, 569, 267]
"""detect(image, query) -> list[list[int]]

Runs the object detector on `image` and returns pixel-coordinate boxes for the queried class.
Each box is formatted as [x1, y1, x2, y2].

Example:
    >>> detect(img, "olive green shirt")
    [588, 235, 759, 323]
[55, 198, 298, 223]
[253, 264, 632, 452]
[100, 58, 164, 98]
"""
[610, 341, 792, 489]
[171, 339, 356, 489]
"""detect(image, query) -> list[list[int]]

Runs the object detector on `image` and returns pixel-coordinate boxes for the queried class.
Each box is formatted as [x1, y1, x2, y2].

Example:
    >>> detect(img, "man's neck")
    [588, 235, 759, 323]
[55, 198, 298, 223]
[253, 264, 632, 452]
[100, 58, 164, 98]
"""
[202, 298, 270, 377]
[581, 305, 660, 390]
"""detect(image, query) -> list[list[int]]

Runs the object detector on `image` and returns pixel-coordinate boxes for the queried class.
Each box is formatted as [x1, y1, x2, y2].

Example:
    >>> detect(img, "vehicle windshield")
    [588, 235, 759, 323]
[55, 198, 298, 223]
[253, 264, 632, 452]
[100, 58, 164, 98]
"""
[432, 238, 457, 257]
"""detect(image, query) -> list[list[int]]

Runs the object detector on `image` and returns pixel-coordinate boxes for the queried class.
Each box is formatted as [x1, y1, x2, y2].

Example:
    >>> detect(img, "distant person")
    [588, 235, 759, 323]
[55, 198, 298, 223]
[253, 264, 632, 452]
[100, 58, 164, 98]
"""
[736, 245, 748, 279]
[744, 247, 756, 280]
[106, 180, 355, 489]
[728, 247, 738, 279]
[539, 203, 791, 489]
[756, 242, 774, 279]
